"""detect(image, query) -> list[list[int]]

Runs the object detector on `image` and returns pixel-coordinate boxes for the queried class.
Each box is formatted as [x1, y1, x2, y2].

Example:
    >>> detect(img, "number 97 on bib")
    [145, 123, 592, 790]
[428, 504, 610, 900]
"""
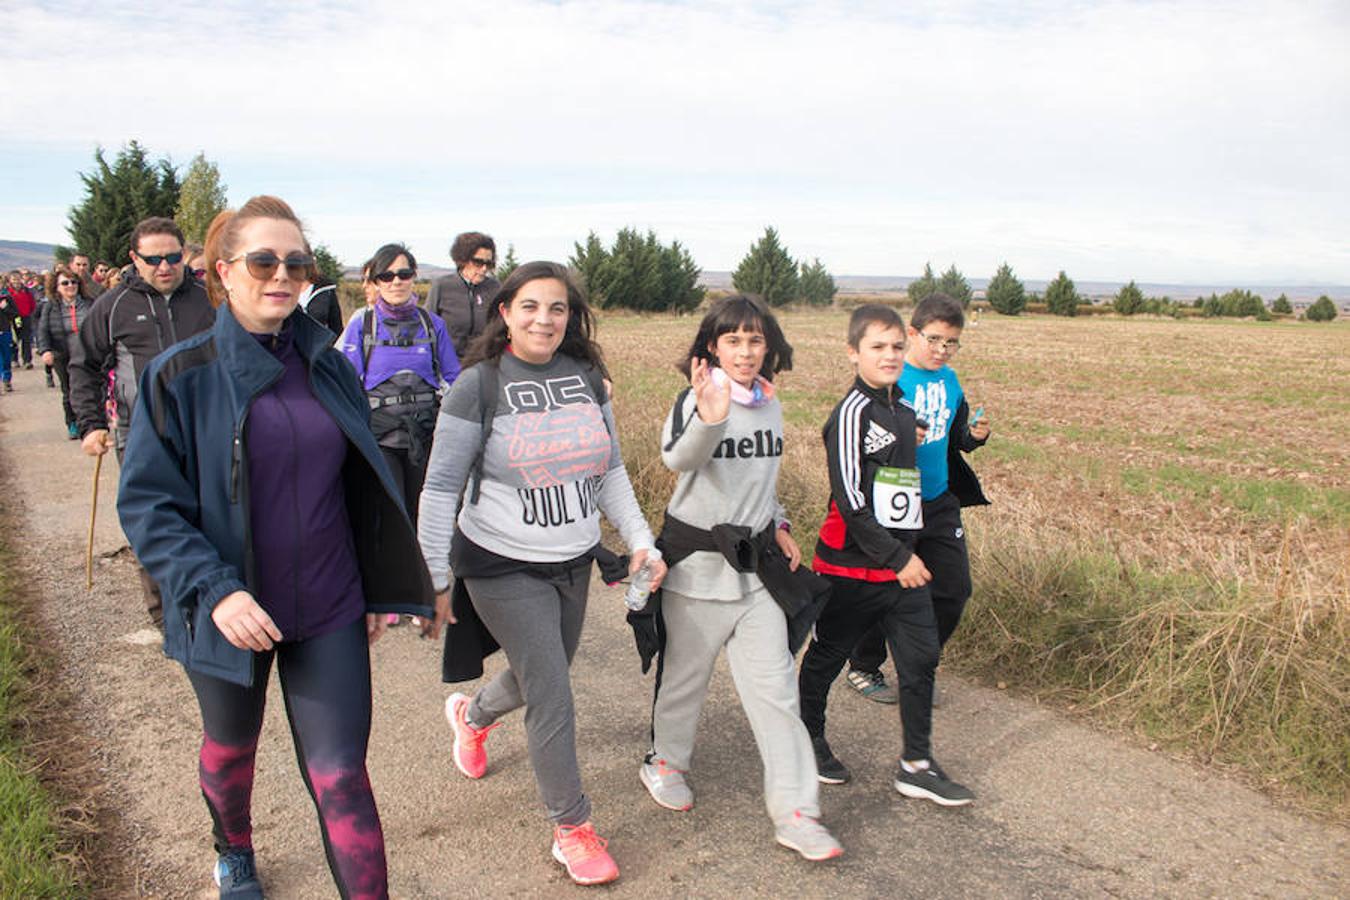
[872, 467, 923, 530]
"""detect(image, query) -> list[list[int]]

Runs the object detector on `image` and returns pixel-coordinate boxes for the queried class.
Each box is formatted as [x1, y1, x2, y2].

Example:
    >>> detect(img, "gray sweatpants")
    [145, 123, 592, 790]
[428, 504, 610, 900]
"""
[464, 569, 592, 827]
[651, 587, 820, 824]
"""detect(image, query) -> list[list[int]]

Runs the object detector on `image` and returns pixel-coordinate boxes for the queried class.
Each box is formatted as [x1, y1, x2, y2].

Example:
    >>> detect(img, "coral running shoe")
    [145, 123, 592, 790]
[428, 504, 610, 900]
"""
[551, 822, 619, 885]
[445, 692, 498, 779]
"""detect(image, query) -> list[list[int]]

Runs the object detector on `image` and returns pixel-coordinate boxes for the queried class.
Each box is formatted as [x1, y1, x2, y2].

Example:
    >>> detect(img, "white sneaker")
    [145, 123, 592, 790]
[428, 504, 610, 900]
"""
[639, 758, 693, 811]
[775, 811, 843, 861]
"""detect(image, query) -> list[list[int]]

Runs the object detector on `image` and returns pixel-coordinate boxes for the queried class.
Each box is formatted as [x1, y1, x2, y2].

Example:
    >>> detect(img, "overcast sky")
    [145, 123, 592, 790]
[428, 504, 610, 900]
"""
[3, 0, 1347, 284]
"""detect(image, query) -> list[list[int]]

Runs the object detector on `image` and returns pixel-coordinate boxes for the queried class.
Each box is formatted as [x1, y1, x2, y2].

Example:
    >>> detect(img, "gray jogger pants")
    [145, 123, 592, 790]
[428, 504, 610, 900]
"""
[651, 587, 820, 824]
[464, 569, 592, 827]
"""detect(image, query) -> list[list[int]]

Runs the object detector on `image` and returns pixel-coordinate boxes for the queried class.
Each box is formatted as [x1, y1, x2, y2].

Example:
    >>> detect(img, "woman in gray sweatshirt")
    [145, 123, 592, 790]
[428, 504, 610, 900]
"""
[640, 295, 843, 862]
[417, 261, 664, 886]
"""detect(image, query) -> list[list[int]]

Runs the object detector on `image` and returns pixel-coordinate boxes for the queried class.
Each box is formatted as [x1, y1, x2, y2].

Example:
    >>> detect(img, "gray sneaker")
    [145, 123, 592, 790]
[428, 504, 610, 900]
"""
[775, 811, 843, 861]
[640, 757, 693, 811]
[846, 668, 898, 704]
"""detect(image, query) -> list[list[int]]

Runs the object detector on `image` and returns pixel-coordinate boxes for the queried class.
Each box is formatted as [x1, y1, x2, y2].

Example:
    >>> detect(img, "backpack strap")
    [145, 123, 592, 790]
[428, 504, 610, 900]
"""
[360, 307, 375, 378]
[662, 386, 694, 452]
[468, 360, 499, 505]
[415, 306, 441, 384]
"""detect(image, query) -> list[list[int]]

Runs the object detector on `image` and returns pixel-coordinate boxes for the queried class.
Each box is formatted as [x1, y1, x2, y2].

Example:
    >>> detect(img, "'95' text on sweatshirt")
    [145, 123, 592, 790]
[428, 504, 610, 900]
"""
[417, 353, 653, 591]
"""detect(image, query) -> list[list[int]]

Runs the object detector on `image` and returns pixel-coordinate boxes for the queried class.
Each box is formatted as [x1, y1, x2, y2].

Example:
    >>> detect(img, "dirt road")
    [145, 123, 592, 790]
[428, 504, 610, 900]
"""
[1, 363, 1345, 898]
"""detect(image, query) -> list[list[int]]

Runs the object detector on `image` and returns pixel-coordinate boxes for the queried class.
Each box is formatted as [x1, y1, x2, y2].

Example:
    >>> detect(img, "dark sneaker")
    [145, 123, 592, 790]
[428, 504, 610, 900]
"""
[846, 668, 898, 704]
[894, 760, 974, 806]
[811, 735, 851, 784]
[214, 848, 263, 898]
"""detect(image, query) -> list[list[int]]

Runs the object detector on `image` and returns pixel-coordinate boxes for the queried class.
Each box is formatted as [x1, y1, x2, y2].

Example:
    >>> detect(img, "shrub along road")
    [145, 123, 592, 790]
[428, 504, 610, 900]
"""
[0, 363, 1345, 898]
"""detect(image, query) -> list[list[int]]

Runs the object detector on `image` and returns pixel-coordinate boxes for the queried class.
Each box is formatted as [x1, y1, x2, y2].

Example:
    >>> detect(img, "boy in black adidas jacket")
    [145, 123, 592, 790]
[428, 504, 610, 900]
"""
[797, 304, 975, 806]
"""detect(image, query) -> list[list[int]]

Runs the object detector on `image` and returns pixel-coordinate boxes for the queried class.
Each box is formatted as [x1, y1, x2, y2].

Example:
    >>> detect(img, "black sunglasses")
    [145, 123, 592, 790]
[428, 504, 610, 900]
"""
[374, 268, 417, 284]
[136, 251, 184, 266]
[58, 279, 80, 287]
[226, 250, 314, 280]
[467, 256, 495, 269]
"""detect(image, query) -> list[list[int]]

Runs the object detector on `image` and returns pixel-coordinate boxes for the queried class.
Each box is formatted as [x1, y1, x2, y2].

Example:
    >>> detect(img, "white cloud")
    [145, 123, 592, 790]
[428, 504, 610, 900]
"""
[4, 0, 1348, 281]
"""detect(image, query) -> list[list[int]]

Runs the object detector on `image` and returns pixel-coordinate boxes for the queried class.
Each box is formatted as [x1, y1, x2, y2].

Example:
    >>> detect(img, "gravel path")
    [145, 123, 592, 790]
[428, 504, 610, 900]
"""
[1, 362, 1345, 898]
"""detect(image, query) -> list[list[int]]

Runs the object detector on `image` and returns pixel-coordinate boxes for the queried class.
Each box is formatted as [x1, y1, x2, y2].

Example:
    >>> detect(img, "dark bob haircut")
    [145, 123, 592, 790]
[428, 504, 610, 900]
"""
[369, 242, 417, 277]
[461, 260, 606, 374]
[677, 293, 793, 381]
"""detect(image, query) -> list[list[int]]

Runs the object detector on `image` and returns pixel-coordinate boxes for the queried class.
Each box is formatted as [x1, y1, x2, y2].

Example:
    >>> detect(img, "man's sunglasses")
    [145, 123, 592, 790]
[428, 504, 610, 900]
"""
[135, 251, 184, 267]
[374, 268, 417, 284]
[226, 251, 315, 280]
[467, 257, 495, 269]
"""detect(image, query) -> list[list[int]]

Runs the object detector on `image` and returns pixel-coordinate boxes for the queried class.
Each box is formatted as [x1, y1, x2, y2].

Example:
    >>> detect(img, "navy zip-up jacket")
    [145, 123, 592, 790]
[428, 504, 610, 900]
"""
[117, 302, 435, 687]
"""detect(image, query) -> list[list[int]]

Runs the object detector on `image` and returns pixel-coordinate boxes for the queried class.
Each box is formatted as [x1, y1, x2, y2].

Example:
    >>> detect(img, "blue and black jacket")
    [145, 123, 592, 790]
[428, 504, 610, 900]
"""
[117, 303, 435, 687]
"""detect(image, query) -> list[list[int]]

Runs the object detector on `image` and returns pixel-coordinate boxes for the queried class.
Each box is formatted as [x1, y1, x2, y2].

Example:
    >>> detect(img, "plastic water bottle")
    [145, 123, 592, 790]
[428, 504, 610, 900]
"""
[624, 549, 662, 612]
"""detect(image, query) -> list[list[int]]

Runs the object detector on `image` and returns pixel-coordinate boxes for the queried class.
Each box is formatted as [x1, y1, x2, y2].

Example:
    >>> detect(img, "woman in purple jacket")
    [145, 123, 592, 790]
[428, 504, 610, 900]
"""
[338, 243, 460, 522]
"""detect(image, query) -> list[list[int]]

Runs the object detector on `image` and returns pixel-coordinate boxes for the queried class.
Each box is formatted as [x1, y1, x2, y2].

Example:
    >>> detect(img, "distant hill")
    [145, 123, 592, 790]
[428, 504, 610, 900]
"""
[0, 240, 60, 271]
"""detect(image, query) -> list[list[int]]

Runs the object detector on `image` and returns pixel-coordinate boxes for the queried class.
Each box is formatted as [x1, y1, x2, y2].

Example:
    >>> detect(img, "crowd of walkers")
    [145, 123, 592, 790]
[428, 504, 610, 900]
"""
[9, 199, 992, 898]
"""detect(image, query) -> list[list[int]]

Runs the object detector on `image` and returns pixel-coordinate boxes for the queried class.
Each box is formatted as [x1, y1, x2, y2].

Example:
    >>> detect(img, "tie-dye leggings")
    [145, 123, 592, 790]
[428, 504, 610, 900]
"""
[186, 617, 388, 900]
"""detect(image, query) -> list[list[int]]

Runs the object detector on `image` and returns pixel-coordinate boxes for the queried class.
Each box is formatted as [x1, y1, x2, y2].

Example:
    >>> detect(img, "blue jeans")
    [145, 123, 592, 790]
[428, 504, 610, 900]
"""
[0, 332, 13, 382]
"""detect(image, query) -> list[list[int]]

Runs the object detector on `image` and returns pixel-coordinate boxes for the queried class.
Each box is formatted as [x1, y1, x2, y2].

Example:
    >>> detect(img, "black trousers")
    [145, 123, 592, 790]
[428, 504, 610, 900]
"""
[850, 491, 971, 672]
[52, 353, 74, 426]
[379, 445, 425, 524]
[799, 576, 940, 762]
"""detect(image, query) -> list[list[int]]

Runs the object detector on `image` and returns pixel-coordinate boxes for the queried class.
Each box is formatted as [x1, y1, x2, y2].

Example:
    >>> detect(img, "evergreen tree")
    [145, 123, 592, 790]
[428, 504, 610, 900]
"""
[1044, 270, 1080, 317]
[1305, 295, 1338, 322]
[937, 264, 972, 307]
[574, 228, 702, 312]
[1202, 293, 1222, 317]
[175, 152, 228, 244]
[985, 262, 1026, 315]
[569, 231, 609, 300]
[312, 244, 343, 284]
[497, 244, 520, 282]
[66, 142, 180, 266]
[907, 262, 938, 306]
[1271, 294, 1292, 315]
[732, 227, 798, 307]
[1113, 280, 1144, 315]
[798, 257, 837, 306]
[658, 239, 705, 313]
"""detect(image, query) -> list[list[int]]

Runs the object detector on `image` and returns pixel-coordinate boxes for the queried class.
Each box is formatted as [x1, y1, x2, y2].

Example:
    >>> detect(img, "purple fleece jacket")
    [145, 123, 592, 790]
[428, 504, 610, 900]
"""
[246, 327, 365, 640]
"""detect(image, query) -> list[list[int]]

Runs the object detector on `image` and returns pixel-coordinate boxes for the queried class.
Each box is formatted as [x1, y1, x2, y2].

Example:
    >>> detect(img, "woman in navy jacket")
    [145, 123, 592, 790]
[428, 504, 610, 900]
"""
[117, 195, 433, 900]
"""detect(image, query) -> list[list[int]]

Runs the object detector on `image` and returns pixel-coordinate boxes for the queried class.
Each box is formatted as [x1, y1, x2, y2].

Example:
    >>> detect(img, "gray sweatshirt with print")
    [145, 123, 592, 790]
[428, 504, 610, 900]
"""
[418, 353, 654, 592]
[659, 389, 788, 601]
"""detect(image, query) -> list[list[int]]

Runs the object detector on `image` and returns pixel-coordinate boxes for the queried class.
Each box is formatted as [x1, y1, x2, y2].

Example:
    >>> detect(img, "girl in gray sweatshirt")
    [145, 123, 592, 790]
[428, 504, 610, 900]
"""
[640, 295, 843, 862]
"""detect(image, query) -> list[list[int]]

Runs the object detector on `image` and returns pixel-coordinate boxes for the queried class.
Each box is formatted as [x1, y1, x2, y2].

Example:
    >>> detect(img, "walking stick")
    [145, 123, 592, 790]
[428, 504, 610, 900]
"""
[87, 453, 102, 590]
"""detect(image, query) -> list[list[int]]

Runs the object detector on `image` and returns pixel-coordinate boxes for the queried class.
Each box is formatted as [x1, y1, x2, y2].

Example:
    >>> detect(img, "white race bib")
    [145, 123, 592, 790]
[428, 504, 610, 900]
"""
[872, 467, 923, 530]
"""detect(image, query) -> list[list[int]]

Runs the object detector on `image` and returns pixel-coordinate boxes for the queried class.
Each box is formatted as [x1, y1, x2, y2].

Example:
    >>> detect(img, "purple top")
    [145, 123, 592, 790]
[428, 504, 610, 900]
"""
[246, 327, 365, 640]
[337, 300, 461, 390]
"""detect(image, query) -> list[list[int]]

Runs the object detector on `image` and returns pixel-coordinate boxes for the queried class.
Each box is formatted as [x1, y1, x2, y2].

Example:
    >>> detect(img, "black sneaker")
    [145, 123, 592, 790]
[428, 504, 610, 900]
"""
[894, 760, 974, 806]
[811, 735, 851, 784]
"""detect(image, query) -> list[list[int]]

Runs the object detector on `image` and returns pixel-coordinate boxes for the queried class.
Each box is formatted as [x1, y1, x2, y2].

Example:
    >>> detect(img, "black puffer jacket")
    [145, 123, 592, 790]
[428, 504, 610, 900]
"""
[36, 295, 95, 357]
